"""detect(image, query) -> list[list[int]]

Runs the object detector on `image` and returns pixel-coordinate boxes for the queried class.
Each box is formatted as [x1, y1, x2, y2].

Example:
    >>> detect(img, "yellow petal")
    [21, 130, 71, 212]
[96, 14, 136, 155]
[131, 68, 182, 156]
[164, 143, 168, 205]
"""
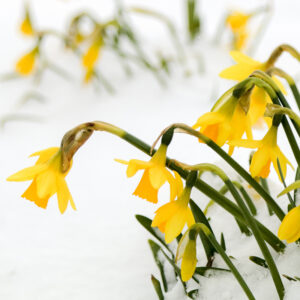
[7, 164, 47, 182]
[278, 206, 300, 243]
[56, 177, 71, 214]
[192, 112, 224, 129]
[165, 209, 187, 243]
[229, 139, 260, 149]
[152, 202, 178, 227]
[181, 239, 197, 282]
[30, 147, 59, 164]
[250, 147, 271, 178]
[230, 51, 260, 66]
[127, 159, 150, 177]
[149, 166, 167, 189]
[22, 180, 49, 209]
[36, 169, 56, 199]
[133, 170, 158, 203]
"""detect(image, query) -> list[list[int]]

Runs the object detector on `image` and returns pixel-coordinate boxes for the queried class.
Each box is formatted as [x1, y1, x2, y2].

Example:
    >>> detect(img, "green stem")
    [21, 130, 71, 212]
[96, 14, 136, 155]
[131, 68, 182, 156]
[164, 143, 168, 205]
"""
[225, 180, 285, 299]
[60, 121, 285, 252]
[193, 224, 256, 300]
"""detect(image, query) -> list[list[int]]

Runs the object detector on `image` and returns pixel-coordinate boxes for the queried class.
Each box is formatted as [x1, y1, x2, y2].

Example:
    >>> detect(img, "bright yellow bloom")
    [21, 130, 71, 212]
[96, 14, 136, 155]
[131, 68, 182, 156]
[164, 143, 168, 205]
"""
[116, 145, 180, 204]
[7, 147, 76, 214]
[82, 41, 102, 69]
[229, 126, 292, 180]
[226, 11, 250, 32]
[219, 51, 286, 127]
[193, 97, 252, 155]
[233, 29, 248, 51]
[278, 206, 300, 243]
[16, 48, 38, 75]
[151, 182, 195, 243]
[20, 17, 34, 36]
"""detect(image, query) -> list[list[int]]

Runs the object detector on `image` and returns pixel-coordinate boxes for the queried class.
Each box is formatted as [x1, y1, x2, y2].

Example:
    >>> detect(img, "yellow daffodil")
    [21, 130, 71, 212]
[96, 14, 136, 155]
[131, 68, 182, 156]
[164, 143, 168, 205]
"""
[229, 126, 292, 180]
[82, 40, 102, 70]
[226, 11, 250, 32]
[20, 14, 34, 36]
[278, 206, 300, 243]
[151, 178, 195, 244]
[7, 147, 76, 214]
[193, 97, 252, 155]
[116, 144, 180, 204]
[16, 47, 38, 75]
[226, 11, 250, 51]
[219, 51, 286, 127]
[176, 230, 197, 282]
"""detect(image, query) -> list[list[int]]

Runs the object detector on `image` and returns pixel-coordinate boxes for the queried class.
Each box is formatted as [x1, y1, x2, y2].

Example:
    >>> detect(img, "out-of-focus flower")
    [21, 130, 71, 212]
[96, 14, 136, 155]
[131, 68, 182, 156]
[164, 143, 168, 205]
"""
[229, 126, 292, 180]
[83, 68, 94, 83]
[226, 11, 250, 51]
[20, 7, 34, 36]
[116, 144, 180, 203]
[278, 206, 300, 243]
[151, 177, 195, 243]
[16, 47, 38, 75]
[7, 147, 76, 214]
[193, 97, 252, 155]
[82, 40, 102, 70]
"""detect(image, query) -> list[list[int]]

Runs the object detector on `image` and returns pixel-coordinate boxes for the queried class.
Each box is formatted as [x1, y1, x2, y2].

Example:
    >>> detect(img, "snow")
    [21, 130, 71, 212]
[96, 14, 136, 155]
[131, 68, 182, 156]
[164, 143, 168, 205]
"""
[0, 0, 299, 299]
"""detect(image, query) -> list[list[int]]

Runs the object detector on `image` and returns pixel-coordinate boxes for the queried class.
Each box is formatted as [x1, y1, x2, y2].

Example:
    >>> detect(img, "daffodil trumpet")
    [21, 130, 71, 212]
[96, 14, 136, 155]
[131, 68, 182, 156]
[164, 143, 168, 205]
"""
[177, 224, 255, 300]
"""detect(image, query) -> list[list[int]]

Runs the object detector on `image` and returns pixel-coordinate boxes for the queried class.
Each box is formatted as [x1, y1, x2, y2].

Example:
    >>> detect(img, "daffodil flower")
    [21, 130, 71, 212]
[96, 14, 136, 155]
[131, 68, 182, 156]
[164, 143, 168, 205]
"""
[229, 126, 293, 180]
[151, 176, 195, 244]
[226, 11, 250, 33]
[278, 206, 300, 243]
[193, 97, 252, 155]
[219, 51, 286, 127]
[116, 144, 180, 203]
[7, 147, 76, 214]
[226, 11, 250, 51]
[20, 16, 34, 36]
[176, 229, 197, 282]
[16, 47, 38, 75]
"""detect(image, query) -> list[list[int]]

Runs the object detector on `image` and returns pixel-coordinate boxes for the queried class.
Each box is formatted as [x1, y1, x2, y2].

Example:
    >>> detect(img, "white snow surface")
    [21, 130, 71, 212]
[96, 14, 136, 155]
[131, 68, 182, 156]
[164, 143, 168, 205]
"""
[0, 0, 299, 299]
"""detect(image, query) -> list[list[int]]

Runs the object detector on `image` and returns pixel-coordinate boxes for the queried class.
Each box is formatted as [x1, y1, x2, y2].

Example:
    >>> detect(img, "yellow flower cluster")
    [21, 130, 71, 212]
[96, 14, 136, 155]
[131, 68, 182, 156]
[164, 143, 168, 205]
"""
[193, 51, 291, 181]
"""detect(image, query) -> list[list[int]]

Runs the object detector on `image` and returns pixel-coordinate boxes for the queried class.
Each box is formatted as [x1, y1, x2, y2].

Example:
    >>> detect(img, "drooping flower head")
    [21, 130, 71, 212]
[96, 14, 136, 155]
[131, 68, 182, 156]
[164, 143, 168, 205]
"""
[278, 206, 300, 243]
[151, 171, 197, 244]
[116, 143, 180, 204]
[193, 94, 252, 155]
[7, 147, 76, 214]
[226, 11, 250, 50]
[229, 125, 293, 180]
[16, 47, 39, 75]
[219, 51, 286, 127]
[20, 6, 34, 36]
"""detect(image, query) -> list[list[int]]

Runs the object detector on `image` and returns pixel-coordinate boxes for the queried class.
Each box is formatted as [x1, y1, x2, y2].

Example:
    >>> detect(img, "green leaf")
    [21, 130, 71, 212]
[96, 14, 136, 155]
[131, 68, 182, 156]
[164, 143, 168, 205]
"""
[195, 266, 231, 276]
[148, 240, 168, 292]
[278, 180, 300, 198]
[249, 256, 268, 269]
[151, 275, 164, 300]
[190, 199, 216, 264]
[187, 289, 199, 299]
[220, 233, 226, 251]
[135, 215, 173, 256]
[282, 274, 297, 282]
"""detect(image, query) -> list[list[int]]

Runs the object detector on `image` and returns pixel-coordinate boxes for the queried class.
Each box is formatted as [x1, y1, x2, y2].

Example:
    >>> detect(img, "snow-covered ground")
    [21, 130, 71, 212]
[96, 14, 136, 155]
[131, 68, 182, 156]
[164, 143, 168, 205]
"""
[0, 0, 299, 299]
